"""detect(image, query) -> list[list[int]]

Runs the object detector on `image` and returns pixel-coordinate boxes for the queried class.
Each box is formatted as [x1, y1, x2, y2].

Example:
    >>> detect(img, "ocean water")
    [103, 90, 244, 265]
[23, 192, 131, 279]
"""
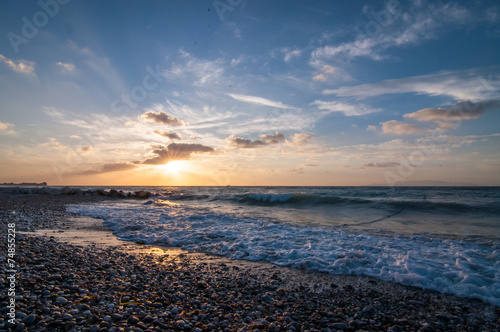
[67, 186, 500, 306]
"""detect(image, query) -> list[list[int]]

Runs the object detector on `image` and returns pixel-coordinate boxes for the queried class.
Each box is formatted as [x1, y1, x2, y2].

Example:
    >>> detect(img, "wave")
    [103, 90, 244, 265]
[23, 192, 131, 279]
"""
[67, 201, 500, 307]
[239, 192, 500, 215]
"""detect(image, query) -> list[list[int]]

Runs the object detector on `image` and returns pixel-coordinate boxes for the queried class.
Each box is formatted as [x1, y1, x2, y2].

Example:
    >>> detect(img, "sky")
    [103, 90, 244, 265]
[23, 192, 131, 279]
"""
[0, 0, 499, 186]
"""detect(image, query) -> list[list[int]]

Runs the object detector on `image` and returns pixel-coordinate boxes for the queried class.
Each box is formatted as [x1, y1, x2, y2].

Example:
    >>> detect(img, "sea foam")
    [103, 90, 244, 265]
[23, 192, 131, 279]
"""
[68, 200, 500, 306]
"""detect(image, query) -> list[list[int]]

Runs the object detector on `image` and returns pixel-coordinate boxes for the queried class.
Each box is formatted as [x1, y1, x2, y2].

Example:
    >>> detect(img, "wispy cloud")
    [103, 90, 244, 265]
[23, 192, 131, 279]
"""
[0, 121, 16, 135]
[227, 93, 297, 109]
[311, 2, 473, 64]
[311, 100, 381, 116]
[324, 68, 500, 101]
[380, 120, 424, 135]
[163, 50, 225, 86]
[0, 54, 35, 75]
[56, 61, 75, 72]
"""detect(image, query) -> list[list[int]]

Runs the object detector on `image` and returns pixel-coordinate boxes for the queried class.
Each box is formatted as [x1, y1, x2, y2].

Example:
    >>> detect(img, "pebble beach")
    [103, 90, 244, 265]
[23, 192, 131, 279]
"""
[1, 191, 499, 332]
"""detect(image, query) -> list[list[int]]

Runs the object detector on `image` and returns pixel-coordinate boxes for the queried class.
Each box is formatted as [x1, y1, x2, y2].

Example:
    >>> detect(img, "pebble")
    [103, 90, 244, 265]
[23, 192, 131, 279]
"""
[56, 297, 68, 305]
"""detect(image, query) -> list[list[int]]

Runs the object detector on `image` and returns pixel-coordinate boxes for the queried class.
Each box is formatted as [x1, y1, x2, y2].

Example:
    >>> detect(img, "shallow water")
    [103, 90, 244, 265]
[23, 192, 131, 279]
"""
[67, 186, 500, 306]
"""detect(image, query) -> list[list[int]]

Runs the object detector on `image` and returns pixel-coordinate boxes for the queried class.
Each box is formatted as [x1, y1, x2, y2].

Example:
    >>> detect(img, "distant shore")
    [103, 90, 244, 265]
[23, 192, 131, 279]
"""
[0, 192, 498, 331]
[0, 181, 47, 186]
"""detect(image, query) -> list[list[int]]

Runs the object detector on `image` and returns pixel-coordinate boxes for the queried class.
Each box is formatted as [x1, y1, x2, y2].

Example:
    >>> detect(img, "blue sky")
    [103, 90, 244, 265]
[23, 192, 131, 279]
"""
[0, 0, 499, 186]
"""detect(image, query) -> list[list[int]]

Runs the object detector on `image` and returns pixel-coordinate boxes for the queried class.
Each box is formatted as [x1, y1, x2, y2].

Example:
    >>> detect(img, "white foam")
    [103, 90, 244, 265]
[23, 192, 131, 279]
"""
[68, 201, 500, 306]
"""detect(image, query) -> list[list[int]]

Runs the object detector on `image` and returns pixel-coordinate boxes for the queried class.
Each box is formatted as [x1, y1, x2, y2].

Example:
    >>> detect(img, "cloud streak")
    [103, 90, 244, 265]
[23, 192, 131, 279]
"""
[380, 120, 424, 135]
[311, 100, 381, 116]
[142, 143, 214, 165]
[153, 130, 181, 140]
[228, 93, 297, 109]
[323, 68, 500, 101]
[0, 54, 35, 74]
[78, 163, 137, 175]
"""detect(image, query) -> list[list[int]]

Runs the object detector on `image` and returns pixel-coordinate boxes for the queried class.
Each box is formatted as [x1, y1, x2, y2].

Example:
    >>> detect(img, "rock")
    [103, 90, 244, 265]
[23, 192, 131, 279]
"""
[89, 325, 100, 332]
[61, 186, 72, 195]
[48, 274, 63, 281]
[109, 189, 120, 197]
[332, 322, 349, 330]
[135, 190, 151, 199]
[111, 313, 123, 321]
[56, 297, 68, 305]
[128, 315, 140, 324]
[77, 304, 90, 311]
[269, 323, 278, 332]
[21, 314, 36, 325]
[142, 315, 155, 323]
[276, 288, 286, 296]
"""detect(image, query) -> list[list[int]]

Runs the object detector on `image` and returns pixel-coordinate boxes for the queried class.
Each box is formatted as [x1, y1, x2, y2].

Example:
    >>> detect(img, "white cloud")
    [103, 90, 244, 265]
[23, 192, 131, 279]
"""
[284, 49, 302, 63]
[323, 67, 500, 101]
[56, 61, 75, 72]
[311, 100, 381, 116]
[0, 54, 35, 75]
[228, 93, 297, 109]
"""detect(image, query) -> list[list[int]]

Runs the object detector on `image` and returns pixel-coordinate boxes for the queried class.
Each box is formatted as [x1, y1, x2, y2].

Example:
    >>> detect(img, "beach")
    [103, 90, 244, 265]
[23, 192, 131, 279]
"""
[1, 190, 499, 332]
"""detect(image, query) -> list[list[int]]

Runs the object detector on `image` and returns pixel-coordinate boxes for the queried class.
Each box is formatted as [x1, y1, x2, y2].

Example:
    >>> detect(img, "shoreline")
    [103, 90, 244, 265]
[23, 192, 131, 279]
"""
[1, 194, 499, 331]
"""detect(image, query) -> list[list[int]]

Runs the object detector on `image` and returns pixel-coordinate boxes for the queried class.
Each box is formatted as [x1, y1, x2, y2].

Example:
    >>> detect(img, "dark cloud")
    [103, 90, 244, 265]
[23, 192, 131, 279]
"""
[142, 143, 214, 165]
[141, 111, 184, 125]
[226, 132, 286, 148]
[404, 100, 500, 122]
[78, 163, 137, 175]
[153, 130, 181, 140]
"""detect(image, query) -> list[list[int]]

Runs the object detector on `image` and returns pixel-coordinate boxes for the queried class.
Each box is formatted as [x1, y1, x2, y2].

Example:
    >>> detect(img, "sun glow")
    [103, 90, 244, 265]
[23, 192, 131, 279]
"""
[157, 160, 190, 175]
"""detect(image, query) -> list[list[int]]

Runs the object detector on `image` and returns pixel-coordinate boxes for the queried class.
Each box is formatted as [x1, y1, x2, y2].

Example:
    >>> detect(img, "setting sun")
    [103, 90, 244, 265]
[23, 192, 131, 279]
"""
[157, 160, 190, 175]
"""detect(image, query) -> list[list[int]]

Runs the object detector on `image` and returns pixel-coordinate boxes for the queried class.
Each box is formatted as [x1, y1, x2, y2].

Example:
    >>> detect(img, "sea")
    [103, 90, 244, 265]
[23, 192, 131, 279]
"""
[66, 186, 500, 306]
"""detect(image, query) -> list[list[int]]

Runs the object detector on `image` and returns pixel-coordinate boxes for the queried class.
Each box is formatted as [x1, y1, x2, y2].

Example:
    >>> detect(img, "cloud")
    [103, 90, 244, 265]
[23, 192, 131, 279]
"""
[311, 100, 381, 116]
[0, 54, 35, 74]
[226, 132, 286, 148]
[153, 130, 182, 140]
[404, 100, 500, 121]
[361, 162, 399, 168]
[78, 163, 137, 175]
[228, 93, 297, 109]
[291, 133, 314, 146]
[142, 143, 214, 165]
[283, 48, 302, 63]
[40, 138, 66, 150]
[323, 67, 500, 101]
[140, 111, 184, 126]
[163, 50, 225, 86]
[380, 120, 424, 135]
[260, 132, 286, 144]
[56, 61, 75, 72]
[0, 121, 16, 135]
[310, 2, 473, 64]
[312, 65, 351, 82]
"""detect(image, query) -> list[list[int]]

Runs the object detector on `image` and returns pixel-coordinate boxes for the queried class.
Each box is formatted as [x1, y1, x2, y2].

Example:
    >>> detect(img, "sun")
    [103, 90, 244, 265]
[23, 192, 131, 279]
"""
[158, 160, 189, 175]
